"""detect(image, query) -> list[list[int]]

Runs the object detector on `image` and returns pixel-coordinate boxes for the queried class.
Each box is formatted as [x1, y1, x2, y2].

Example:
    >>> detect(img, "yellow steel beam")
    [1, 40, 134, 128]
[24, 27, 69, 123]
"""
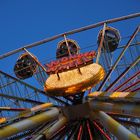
[0, 108, 59, 140]
[93, 111, 140, 140]
[18, 102, 53, 118]
[89, 100, 140, 117]
[44, 116, 68, 139]
[88, 91, 140, 102]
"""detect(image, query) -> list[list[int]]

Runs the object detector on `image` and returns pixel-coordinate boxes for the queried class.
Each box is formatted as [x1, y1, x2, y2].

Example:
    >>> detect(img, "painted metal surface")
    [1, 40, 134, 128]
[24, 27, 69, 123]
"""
[45, 63, 105, 96]
[0, 108, 59, 140]
[95, 111, 140, 140]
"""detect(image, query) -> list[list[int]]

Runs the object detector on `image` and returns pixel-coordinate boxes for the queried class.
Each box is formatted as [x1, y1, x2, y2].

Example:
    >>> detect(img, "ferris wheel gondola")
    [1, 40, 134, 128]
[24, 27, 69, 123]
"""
[56, 39, 80, 59]
[0, 13, 140, 140]
[98, 26, 121, 52]
[14, 53, 38, 79]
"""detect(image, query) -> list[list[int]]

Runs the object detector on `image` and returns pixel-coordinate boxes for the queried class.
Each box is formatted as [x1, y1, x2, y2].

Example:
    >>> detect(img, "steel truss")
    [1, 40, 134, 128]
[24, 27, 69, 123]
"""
[0, 13, 139, 140]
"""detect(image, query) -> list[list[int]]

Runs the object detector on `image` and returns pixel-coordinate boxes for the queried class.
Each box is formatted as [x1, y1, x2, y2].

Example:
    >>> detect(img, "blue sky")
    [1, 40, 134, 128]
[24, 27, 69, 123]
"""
[0, 0, 139, 53]
[0, 0, 139, 88]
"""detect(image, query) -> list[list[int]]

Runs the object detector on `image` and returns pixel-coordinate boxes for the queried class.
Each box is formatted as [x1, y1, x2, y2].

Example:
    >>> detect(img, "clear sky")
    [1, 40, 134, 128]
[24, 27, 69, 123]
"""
[0, 0, 139, 87]
[0, 0, 139, 53]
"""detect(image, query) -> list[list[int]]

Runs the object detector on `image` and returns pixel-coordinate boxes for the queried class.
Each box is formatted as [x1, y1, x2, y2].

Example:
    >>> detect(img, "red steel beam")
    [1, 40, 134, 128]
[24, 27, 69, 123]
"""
[131, 87, 140, 92]
[122, 80, 140, 91]
[93, 121, 111, 140]
[98, 25, 140, 91]
[105, 56, 140, 91]
[86, 120, 93, 140]
[77, 125, 83, 140]
[0, 107, 27, 112]
[112, 71, 140, 91]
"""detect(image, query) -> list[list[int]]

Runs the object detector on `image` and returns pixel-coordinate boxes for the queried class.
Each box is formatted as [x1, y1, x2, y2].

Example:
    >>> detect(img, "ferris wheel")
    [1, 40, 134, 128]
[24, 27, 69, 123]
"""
[0, 13, 140, 140]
